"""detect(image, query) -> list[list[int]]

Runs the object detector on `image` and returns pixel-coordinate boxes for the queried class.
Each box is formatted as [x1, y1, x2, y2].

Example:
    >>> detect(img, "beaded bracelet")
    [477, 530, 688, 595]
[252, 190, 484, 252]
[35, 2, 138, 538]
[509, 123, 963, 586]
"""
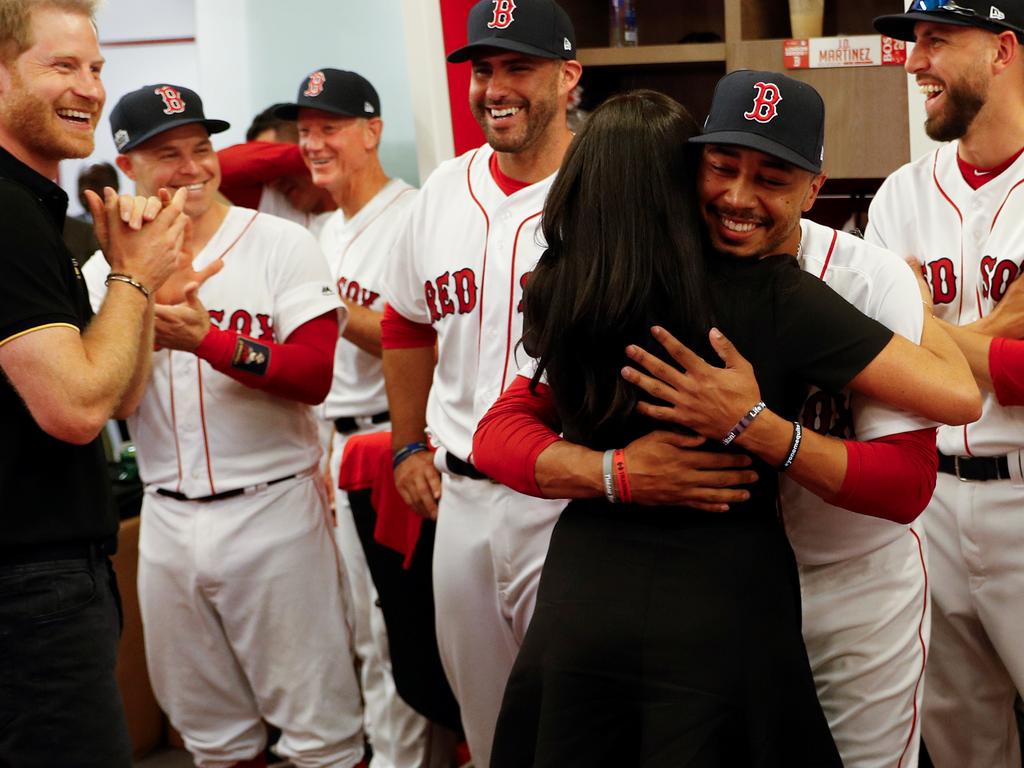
[721, 401, 767, 446]
[780, 421, 803, 471]
[612, 447, 632, 504]
[602, 449, 618, 503]
[105, 272, 151, 299]
[392, 441, 429, 470]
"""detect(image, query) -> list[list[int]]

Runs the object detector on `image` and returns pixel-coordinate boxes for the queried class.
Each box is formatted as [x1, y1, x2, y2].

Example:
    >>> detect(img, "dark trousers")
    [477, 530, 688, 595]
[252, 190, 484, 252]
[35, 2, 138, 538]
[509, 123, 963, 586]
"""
[0, 555, 131, 768]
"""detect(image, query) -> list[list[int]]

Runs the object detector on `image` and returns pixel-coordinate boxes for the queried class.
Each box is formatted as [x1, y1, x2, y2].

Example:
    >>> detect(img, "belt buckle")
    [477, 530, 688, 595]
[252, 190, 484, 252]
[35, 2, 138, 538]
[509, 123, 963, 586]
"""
[953, 455, 970, 482]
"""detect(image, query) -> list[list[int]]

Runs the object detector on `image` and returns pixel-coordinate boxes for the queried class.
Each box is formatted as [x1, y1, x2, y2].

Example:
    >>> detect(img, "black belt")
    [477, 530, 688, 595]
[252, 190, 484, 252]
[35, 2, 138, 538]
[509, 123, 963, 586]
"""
[445, 452, 489, 481]
[0, 535, 117, 566]
[938, 452, 1011, 482]
[156, 472, 299, 503]
[334, 410, 390, 435]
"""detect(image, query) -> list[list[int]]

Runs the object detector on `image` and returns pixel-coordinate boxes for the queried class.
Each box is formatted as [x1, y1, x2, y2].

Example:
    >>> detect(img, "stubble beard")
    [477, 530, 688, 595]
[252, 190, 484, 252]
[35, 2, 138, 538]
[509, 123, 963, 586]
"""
[0, 73, 95, 163]
[924, 71, 988, 143]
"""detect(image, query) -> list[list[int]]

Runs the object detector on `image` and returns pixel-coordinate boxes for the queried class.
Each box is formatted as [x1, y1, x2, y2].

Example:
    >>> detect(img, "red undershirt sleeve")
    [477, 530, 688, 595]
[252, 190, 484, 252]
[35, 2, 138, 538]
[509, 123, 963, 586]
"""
[194, 310, 337, 405]
[217, 142, 309, 209]
[989, 337, 1024, 406]
[829, 428, 938, 524]
[381, 303, 437, 349]
[473, 375, 563, 497]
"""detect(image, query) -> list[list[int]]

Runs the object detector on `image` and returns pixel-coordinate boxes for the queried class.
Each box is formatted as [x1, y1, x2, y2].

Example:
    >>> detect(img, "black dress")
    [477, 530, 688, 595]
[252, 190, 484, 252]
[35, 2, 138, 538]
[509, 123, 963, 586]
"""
[490, 254, 893, 768]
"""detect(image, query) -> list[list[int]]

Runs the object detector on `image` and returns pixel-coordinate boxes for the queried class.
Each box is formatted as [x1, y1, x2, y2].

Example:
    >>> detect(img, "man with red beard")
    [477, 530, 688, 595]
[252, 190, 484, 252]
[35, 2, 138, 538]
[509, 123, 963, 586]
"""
[870, 3, 1024, 766]
[380, 1, 581, 763]
[0, 1, 186, 765]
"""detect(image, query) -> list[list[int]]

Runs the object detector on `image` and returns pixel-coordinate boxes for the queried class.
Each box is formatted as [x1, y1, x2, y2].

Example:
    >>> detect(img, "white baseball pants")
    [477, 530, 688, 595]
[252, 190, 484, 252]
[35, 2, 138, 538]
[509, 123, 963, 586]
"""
[138, 474, 364, 768]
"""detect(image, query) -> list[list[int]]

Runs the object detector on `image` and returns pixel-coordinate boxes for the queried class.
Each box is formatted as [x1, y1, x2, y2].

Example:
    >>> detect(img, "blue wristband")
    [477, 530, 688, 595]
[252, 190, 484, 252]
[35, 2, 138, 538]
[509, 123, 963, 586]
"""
[392, 441, 429, 470]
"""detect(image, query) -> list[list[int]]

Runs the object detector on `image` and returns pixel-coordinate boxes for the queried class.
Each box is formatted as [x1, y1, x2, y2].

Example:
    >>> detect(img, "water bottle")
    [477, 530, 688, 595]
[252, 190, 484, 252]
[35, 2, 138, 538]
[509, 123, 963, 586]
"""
[117, 442, 139, 483]
[623, 0, 638, 46]
[610, 0, 638, 47]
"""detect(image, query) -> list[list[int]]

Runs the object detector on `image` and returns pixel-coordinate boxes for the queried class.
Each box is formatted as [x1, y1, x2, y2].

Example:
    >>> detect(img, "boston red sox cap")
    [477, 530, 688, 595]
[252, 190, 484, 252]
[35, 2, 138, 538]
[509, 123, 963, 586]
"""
[274, 69, 380, 121]
[874, 0, 1024, 42]
[446, 0, 576, 63]
[110, 84, 230, 153]
[689, 70, 825, 174]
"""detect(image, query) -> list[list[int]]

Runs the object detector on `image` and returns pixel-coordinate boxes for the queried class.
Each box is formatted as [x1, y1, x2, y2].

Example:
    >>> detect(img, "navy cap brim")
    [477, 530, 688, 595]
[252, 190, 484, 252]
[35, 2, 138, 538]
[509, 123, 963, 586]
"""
[273, 102, 366, 120]
[874, 11, 1012, 41]
[120, 117, 230, 153]
[447, 36, 570, 62]
[689, 130, 822, 174]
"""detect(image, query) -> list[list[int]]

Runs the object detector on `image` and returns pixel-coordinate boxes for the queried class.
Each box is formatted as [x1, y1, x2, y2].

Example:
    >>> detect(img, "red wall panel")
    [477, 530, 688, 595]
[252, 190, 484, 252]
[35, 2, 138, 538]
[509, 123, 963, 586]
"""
[439, 0, 486, 156]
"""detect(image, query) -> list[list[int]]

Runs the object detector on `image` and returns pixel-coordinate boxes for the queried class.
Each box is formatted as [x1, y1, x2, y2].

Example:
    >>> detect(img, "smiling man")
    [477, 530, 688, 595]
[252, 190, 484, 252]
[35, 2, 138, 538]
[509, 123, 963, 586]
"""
[379, 0, 581, 764]
[869, 3, 1024, 766]
[274, 68, 427, 768]
[0, 2, 189, 765]
[82, 84, 365, 768]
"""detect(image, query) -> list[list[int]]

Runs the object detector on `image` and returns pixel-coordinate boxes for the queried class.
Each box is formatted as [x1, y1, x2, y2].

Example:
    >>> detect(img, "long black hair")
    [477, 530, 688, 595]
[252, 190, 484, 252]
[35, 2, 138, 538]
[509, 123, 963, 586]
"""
[524, 90, 714, 446]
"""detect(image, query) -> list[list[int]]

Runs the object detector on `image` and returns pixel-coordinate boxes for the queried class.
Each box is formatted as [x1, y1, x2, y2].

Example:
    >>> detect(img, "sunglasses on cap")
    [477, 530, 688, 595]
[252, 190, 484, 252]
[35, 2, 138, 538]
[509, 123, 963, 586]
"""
[908, 0, 1024, 38]
[910, 0, 979, 13]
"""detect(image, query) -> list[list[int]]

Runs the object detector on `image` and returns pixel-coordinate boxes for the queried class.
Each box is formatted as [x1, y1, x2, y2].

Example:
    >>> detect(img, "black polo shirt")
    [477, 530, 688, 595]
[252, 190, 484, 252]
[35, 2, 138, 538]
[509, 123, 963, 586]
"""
[0, 146, 116, 549]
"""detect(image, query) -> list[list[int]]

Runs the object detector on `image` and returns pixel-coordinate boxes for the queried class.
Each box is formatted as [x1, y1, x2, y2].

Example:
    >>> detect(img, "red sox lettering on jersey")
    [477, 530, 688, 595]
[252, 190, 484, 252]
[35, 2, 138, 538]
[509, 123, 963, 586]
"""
[155, 85, 186, 115]
[744, 82, 783, 123]
[336, 276, 381, 309]
[207, 308, 274, 340]
[424, 268, 478, 322]
[488, 0, 516, 29]
[304, 71, 326, 97]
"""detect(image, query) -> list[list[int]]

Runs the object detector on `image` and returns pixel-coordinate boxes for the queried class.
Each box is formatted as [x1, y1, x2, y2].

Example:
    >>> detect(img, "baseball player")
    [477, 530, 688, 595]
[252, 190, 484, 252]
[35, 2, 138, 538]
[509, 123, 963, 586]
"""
[868, 4, 1024, 766]
[274, 68, 428, 768]
[81, 84, 364, 768]
[474, 71, 981, 768]
[380, 1, 581, 763]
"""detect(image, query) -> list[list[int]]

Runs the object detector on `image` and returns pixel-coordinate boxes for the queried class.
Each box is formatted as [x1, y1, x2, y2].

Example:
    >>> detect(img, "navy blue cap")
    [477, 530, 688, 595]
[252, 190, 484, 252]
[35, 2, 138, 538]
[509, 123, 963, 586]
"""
[110, 84, 229, 153]
[447, 0, 576, 63]
[274, 69, 380, 121]
[690, 70, 825, 174]
[875, 0, 1024, 41]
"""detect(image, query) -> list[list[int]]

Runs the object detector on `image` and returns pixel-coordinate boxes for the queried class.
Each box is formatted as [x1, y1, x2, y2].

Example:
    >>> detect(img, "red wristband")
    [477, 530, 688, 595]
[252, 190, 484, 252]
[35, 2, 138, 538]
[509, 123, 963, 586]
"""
[613, 447, 632, 504]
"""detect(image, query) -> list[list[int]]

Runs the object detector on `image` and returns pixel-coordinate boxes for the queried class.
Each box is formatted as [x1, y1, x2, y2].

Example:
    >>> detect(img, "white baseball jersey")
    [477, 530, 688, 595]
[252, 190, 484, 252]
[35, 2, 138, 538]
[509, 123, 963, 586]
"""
[320, 178, 416, 420]
[386, 144, 549, 461]
[83, 207, 341, 495]
[866, 141, 1024, 458]
[783, 219, 933, 565]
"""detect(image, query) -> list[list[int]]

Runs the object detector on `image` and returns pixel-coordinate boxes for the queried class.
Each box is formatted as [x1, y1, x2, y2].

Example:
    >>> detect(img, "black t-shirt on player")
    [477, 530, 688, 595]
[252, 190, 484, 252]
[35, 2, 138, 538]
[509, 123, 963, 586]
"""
[0, 146, 116, 549]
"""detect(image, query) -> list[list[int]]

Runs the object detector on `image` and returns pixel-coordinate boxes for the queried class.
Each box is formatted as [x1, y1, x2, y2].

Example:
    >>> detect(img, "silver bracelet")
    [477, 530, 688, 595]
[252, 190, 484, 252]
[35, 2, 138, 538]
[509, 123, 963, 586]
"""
[722, 401, 767, 446]
[105, 272, 151, 299]
[602, 449, 618, 503]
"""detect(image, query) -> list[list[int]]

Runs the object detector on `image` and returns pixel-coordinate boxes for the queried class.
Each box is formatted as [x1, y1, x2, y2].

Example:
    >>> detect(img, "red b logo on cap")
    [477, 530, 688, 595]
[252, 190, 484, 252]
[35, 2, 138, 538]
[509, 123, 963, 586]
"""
[744, 82, 783, 124]
[304, 71, 326, 97]
[488, 0, 516, 29]
[154, 86, 185, 115]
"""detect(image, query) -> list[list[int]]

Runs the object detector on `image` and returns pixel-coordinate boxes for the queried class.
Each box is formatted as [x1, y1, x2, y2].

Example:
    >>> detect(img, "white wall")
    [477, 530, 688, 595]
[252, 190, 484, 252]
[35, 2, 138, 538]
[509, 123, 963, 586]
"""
[61, 0, 421, 213]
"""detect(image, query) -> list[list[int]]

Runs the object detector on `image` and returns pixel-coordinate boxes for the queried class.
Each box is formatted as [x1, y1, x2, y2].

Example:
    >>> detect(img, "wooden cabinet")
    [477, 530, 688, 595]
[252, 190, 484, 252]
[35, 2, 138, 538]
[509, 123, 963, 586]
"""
[562, 0, 909, 181]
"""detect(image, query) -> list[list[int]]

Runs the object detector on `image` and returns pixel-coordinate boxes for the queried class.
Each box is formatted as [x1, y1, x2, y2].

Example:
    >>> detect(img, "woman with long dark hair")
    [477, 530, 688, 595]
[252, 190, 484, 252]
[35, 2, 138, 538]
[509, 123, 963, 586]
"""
[486, 89, 912, 766]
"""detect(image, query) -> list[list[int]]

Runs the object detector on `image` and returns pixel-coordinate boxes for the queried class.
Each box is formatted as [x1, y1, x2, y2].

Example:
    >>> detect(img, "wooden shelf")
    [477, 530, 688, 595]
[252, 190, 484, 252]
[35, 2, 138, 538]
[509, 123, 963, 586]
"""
[578, 42, 726, 67]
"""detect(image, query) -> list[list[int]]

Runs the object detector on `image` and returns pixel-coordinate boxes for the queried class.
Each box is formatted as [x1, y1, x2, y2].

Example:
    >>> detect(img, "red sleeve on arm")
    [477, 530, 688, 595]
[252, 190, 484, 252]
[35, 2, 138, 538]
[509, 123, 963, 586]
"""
[194, 310, 338, 405]
[472, 375, 562, 497]
[381, 303, 437, 349]
[990, 337, 1024, 406]
[829, 428, 938, 524]
[217, 142, 309, 208]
